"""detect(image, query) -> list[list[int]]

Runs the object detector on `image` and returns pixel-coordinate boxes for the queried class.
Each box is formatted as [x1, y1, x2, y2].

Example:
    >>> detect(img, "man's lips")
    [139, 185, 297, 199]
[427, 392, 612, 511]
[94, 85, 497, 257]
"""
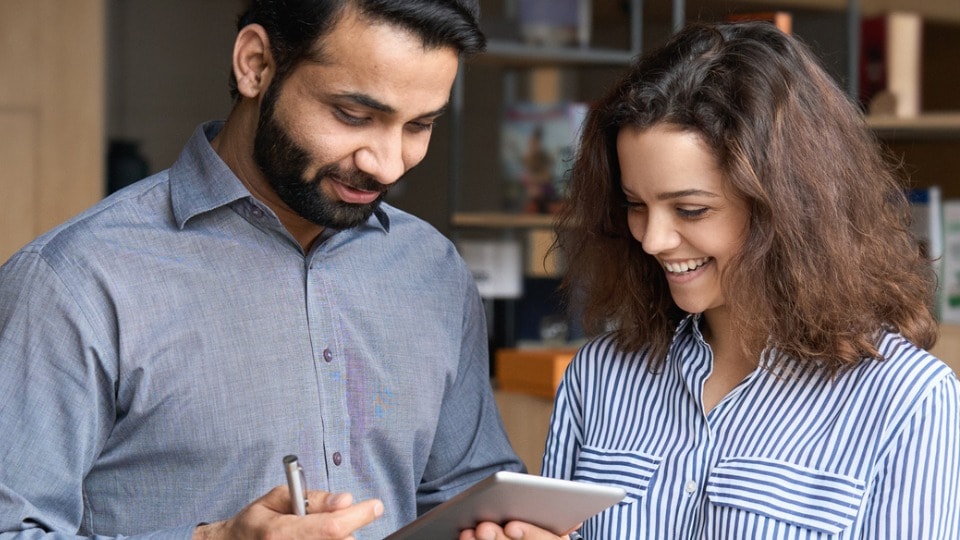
[329, 178, 382, 204]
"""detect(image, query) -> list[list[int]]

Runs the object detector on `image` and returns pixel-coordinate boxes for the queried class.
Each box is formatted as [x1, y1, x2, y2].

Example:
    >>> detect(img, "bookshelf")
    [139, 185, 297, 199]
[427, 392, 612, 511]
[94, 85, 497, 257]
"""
[867, 112, 960, 139]
[451, 1, 960, 231]
[481, 40, 636, 66]
[449, 1, 642, 230]
[449, 1, 960, 372]
[452, 211, 556, 229]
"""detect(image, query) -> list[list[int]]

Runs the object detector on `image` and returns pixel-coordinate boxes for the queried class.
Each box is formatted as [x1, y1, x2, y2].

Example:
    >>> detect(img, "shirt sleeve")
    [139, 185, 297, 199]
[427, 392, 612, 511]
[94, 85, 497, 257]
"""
[0, 251, 191, 540]
[413, 268, 524, 515]
[861, 371, 960, 538]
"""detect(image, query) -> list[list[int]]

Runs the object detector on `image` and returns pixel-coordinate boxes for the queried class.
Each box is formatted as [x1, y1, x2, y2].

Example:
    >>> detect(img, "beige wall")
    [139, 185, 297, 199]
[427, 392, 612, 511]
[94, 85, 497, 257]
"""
[0, 0, 105, 262]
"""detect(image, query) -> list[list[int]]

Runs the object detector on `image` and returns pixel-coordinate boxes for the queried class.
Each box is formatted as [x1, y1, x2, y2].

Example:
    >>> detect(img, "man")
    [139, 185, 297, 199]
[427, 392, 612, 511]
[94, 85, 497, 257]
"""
[0, 2, 551, 538]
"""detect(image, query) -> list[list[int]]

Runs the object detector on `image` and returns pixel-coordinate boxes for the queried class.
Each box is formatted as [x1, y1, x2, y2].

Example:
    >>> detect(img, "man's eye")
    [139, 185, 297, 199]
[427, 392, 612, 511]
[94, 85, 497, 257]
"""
[406, 121, 434, 133]
[335, 108, 368, 126]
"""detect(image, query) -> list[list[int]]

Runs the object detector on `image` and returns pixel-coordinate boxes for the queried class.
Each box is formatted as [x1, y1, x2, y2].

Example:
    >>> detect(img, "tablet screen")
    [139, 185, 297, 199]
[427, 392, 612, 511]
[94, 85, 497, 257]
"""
[384, 471, 626, 539]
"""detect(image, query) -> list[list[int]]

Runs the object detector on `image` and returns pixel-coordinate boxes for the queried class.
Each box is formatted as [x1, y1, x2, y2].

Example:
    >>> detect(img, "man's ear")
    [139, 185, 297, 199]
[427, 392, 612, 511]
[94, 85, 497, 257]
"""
[232, 23, 273, 99]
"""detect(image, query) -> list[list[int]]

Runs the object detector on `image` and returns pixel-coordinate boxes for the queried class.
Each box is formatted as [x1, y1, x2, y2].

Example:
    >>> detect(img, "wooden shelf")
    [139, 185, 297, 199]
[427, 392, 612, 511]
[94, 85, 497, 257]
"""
[731, 0, 960, 24]
[476, 40, 636, 67]
[867, 112, 960, 139]
[451, 212, 557, 229]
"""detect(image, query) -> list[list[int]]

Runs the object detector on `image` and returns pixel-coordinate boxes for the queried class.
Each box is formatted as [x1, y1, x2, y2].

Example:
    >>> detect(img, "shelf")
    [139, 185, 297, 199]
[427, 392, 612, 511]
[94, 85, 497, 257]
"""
[476, 40, 636, 67]
[867, 112, 960, 140]
[452, 212, 557, 229]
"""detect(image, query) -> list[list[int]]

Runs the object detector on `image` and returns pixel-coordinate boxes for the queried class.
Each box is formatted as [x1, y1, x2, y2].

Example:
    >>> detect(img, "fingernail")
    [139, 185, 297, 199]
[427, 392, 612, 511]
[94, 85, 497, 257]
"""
[374, 500, 384, 517]
[326, 493, 345, 506]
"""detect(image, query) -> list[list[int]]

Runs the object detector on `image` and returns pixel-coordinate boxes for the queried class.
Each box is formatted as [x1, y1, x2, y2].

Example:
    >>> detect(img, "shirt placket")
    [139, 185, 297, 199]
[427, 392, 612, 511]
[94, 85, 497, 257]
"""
[304, 251, 352, 493]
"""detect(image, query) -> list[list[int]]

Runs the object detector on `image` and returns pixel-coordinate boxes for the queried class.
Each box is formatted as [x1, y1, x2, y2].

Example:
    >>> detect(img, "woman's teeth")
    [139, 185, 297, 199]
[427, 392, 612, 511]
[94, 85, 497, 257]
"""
[663, 257, 710, 274]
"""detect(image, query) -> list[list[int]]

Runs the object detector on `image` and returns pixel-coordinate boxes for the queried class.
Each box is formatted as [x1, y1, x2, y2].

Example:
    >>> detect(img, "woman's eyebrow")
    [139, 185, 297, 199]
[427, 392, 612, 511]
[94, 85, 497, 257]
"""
[656, 189, 719, 201]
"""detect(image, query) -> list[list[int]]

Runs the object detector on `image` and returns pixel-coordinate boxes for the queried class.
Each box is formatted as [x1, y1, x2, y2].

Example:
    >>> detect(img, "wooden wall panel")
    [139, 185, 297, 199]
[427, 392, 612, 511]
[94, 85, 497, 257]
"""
[36, 0, 105, 234]
[0, 0, 104, 261]
[0, 112, 38, 261]
[0, 0, 40, 107]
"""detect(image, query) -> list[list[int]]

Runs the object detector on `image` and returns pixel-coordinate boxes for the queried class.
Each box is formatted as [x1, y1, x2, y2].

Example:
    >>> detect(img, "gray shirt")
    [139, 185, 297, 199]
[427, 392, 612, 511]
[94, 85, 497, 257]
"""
[0, 122, 522, 539]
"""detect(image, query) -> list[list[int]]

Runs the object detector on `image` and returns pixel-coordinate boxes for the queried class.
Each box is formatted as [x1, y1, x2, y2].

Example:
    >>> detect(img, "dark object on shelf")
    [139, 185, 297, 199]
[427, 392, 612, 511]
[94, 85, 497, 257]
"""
[107, 139, 150, 194]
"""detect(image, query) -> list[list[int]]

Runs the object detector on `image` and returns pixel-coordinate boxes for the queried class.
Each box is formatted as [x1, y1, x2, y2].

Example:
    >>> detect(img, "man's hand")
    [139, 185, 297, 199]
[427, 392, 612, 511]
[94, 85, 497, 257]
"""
[194, 485, 384, 540]
[458, 520, 579, 540]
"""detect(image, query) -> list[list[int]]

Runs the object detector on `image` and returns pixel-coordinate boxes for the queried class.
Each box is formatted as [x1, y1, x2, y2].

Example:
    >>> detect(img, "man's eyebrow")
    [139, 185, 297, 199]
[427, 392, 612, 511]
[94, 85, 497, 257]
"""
[337, 92, 448, 119]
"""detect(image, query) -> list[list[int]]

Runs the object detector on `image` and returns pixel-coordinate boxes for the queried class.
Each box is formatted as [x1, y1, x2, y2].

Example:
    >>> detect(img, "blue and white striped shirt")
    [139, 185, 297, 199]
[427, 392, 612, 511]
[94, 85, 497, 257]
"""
[542, 315, 960, 539]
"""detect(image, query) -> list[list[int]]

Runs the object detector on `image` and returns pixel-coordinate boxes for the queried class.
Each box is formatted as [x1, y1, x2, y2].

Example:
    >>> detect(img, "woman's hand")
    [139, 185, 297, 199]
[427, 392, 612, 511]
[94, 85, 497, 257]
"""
[458, 520, 581, 540]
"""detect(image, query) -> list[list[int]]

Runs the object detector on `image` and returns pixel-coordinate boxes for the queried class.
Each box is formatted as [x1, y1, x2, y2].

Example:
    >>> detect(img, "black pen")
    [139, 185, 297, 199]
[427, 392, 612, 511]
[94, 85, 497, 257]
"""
[283, 454, 308, 515]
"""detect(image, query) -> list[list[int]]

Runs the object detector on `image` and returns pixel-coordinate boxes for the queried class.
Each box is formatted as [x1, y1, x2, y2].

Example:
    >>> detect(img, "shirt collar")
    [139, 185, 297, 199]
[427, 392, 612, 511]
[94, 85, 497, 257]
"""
[169, 121, 391, 234]
[674, 313, 705, 342]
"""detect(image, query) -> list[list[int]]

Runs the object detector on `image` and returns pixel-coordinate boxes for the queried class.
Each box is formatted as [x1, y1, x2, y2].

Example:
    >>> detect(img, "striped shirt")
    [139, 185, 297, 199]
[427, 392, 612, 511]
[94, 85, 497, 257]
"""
[542, 315, 960, 539]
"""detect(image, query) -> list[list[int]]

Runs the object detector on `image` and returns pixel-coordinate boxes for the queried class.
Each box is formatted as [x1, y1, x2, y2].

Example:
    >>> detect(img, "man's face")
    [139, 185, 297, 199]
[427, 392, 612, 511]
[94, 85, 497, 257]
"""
[252, 11, 460, 229]
[254, 83, 384, 229]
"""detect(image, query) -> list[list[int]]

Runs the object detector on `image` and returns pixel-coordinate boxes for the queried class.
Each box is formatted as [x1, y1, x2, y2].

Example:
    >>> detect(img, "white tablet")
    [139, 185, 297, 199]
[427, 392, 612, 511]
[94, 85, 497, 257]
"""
[384, 471, 626, 539]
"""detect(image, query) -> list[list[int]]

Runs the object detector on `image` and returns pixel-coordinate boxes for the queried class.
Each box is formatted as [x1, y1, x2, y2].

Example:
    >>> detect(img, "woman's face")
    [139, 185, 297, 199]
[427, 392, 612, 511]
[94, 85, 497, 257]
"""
[617, 123, 749, 316]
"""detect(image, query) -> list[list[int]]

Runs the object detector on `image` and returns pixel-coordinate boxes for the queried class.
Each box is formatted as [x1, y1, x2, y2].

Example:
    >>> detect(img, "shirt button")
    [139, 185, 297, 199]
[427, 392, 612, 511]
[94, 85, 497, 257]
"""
[332, 452, 342, 466]
[685, 480, 698, 494]
[251, 206, 264, 218]
[323, 349, 333, 362]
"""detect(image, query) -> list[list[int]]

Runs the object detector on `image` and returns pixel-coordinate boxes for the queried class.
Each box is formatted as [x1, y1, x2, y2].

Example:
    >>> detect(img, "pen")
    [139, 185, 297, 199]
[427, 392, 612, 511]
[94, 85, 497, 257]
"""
[283, 454, 308, 516]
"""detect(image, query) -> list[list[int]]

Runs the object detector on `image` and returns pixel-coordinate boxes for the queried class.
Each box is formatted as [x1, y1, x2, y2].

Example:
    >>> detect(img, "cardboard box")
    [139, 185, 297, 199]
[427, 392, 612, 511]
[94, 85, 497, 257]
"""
[495, 347, 577, 399]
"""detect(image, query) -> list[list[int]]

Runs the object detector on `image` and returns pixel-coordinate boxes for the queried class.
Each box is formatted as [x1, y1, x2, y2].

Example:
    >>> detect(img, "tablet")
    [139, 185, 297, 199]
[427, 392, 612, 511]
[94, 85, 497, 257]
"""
[384, 471, 626, 539]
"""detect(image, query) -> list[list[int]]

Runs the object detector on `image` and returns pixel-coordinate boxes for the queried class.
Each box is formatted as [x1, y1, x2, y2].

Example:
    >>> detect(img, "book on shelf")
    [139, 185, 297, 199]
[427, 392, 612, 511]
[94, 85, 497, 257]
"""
[457, 239, 523, 299]
[500, 101, 588, 214]
[860, 11, 923, 117]
[906, 186, 944, 317]
[940, 200, 960, 323]
[724, 11, 792, 34]
[517, 0, 591, 47]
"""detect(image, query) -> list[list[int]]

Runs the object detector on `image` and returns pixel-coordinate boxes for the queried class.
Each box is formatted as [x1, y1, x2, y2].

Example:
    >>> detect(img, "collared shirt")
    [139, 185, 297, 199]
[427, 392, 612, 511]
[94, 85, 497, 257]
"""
[543, 315, 960, 539]
[0, 122, 522, 539]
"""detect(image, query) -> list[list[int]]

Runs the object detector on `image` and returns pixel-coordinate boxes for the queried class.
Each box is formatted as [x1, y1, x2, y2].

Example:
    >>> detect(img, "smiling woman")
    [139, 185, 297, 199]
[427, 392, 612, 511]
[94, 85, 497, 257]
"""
[617, 124, 749, 322]
[543, 20, 959, 539]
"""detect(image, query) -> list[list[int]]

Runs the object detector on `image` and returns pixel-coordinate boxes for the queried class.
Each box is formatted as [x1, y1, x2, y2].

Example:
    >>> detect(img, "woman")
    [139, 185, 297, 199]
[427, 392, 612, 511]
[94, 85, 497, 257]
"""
[543, 22, 959, 539]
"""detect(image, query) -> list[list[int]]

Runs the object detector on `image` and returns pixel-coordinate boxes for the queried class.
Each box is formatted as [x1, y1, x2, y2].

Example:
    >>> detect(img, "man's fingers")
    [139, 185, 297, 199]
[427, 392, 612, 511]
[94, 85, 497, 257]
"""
[307, 490, 353, 513]
[306, 497, 385, 539]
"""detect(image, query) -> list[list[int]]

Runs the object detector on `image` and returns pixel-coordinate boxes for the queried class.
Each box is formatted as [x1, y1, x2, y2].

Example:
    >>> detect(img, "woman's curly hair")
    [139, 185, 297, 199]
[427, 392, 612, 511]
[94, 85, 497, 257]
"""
[555, 21, 938, 375]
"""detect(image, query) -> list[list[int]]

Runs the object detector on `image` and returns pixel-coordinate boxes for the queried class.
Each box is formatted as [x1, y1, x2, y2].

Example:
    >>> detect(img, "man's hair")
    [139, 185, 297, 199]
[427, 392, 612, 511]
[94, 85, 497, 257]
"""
[228, 0, 486, 101]
[555, 21, 938, 374]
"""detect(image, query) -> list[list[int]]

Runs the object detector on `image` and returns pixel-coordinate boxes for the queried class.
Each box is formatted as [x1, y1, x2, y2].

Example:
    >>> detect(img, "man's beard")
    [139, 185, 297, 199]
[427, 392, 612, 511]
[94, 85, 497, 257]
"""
[252, 84, 388, 230]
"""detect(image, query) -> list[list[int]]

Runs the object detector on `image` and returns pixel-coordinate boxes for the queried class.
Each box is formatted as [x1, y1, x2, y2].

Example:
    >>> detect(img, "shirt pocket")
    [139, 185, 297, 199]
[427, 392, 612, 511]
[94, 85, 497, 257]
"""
[573, 445, 663, 503]
[706, 456, 866, 535]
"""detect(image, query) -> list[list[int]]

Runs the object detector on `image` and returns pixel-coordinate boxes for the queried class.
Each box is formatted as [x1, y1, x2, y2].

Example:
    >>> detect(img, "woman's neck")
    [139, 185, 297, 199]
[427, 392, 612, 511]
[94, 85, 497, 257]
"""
[699, 308, 757, 413]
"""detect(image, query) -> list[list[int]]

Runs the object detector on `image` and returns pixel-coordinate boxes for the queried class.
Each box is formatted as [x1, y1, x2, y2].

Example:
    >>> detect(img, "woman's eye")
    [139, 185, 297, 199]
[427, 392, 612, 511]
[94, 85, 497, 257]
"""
[677, 207, 708, 219]
[621, 200, 645, 211]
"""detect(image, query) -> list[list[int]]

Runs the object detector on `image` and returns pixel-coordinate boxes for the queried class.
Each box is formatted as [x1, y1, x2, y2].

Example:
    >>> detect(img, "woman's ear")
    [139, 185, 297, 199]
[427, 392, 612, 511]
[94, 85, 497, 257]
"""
[232, 23, 273, 99]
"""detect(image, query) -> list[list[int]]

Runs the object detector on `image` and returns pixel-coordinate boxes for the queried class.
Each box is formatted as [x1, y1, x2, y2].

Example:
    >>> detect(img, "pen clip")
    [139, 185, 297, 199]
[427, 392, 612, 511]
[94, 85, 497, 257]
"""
[283, 454, 309, 515]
